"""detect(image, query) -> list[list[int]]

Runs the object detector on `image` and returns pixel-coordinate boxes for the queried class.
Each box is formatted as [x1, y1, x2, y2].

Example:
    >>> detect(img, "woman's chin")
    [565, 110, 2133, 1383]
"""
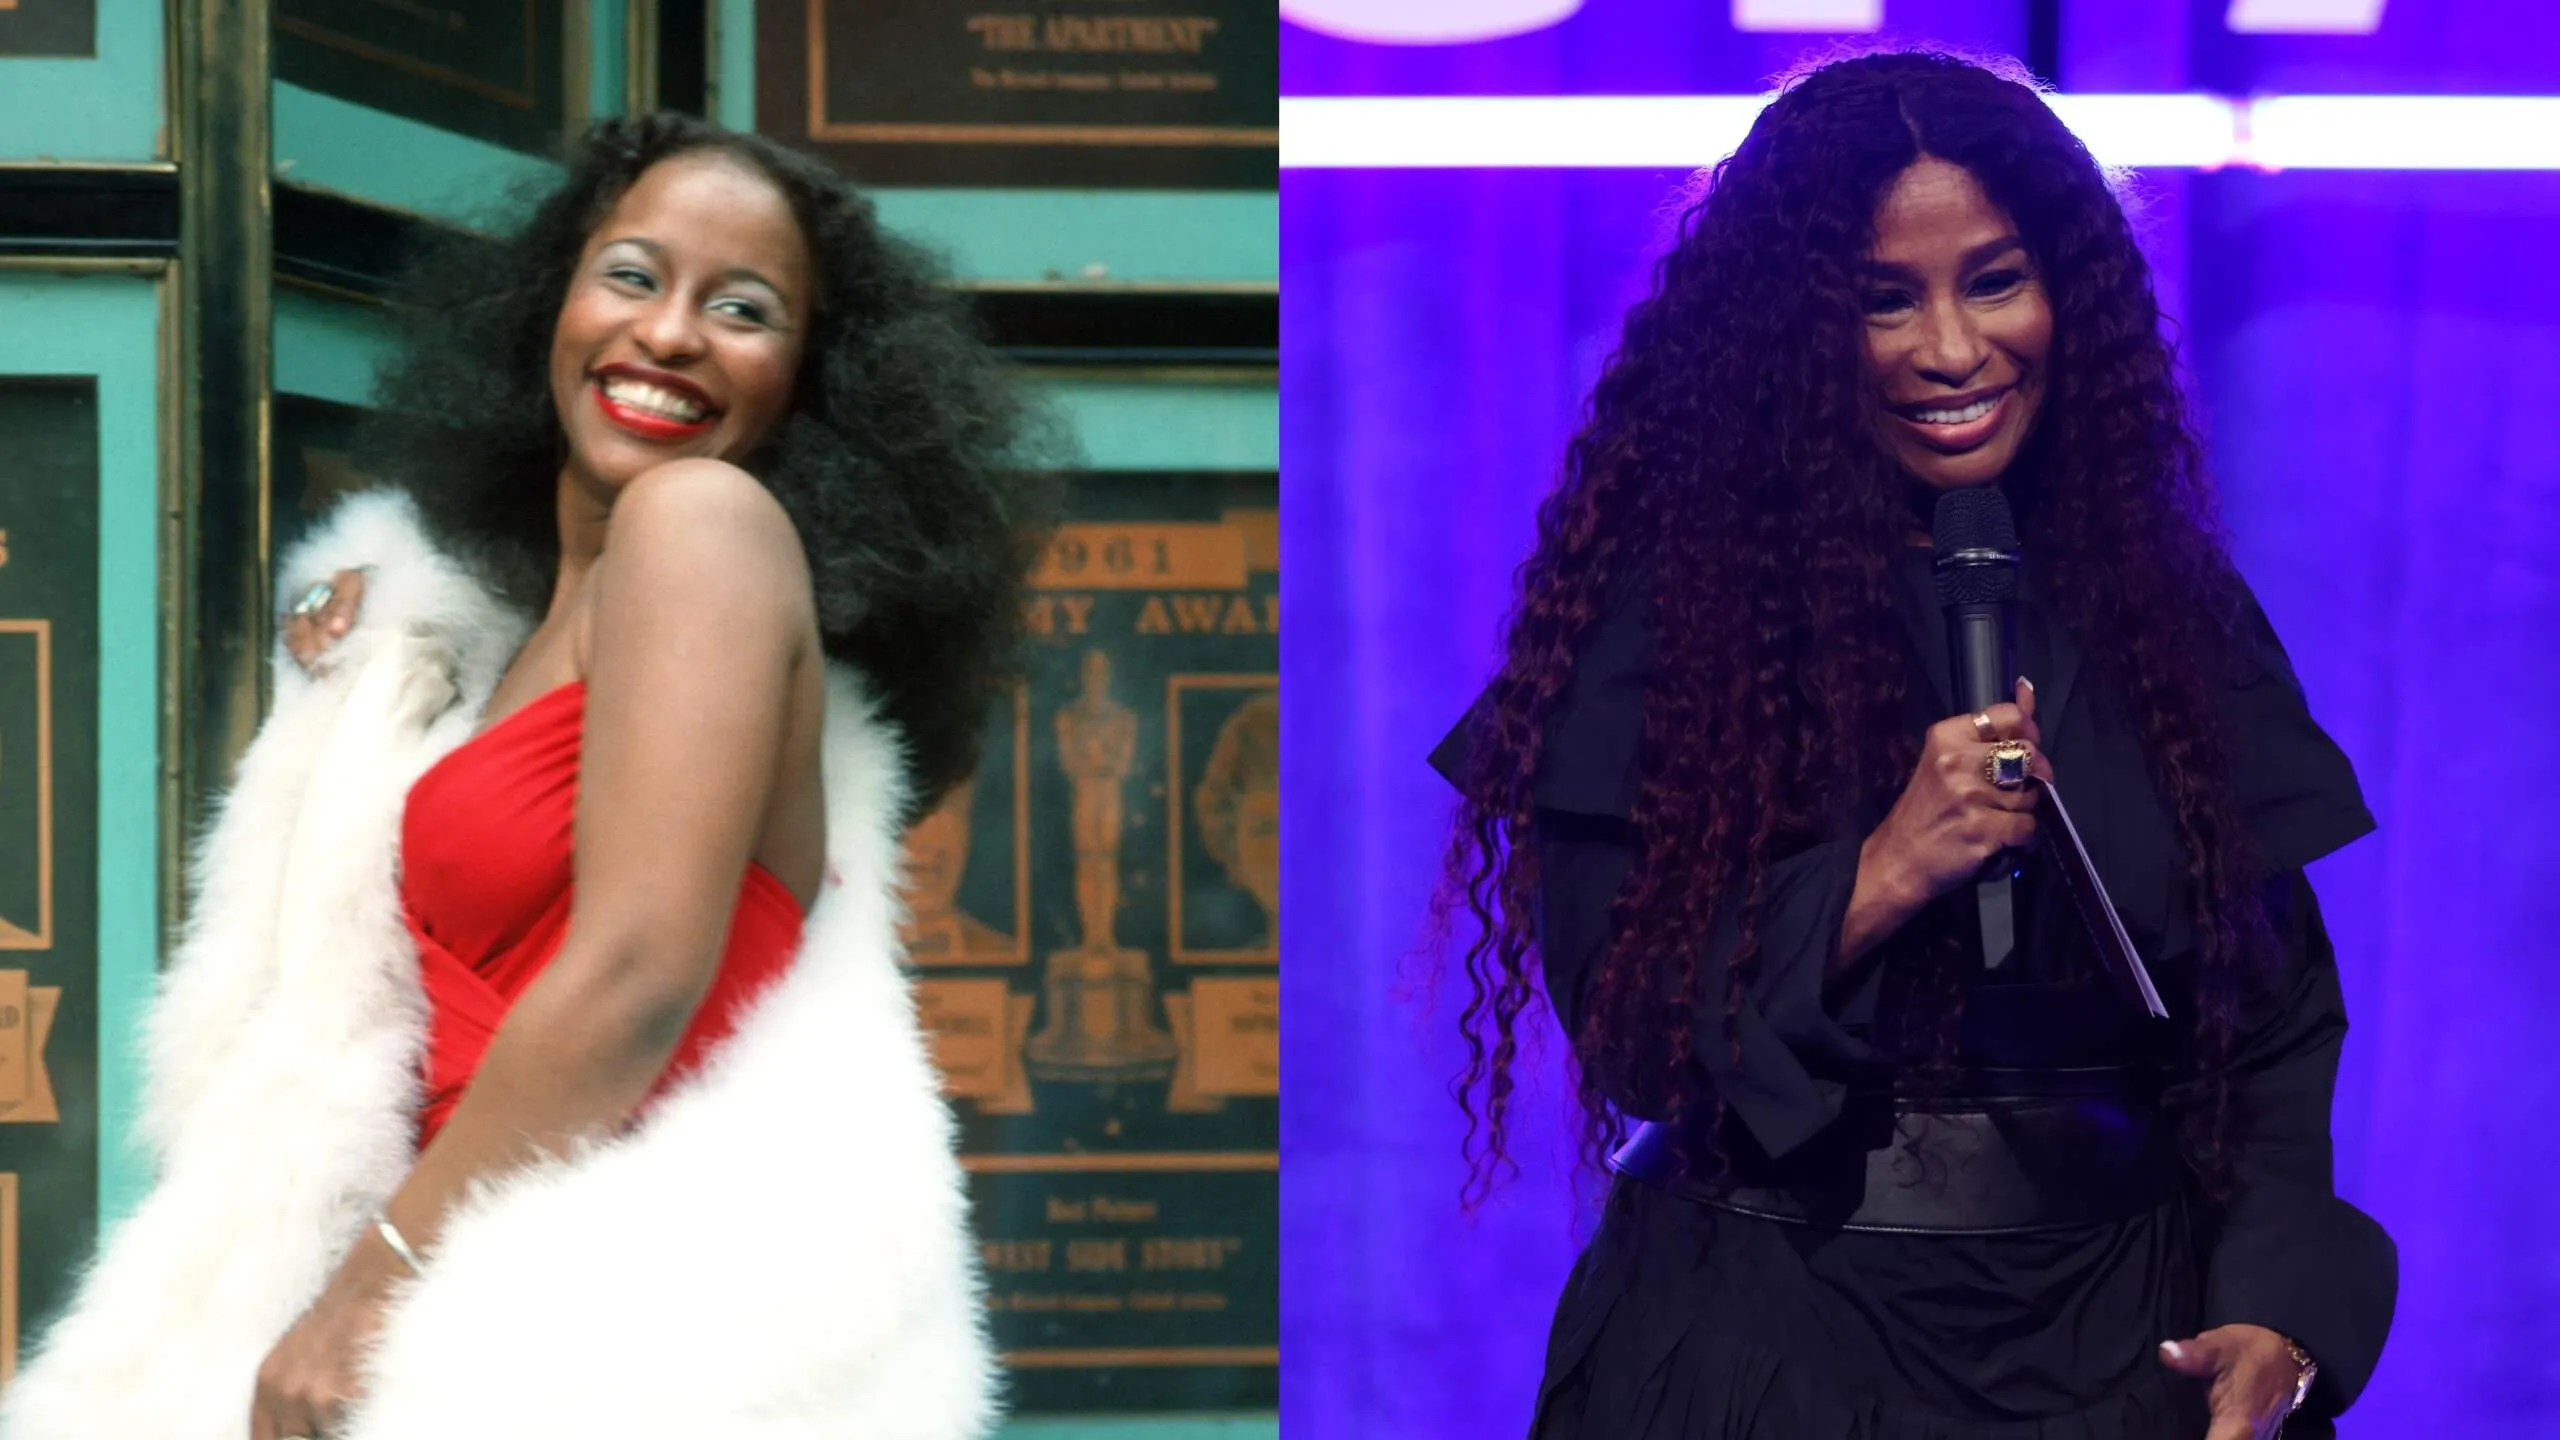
[570, 439, 692, 492]
[1904, 442, 2021, 492]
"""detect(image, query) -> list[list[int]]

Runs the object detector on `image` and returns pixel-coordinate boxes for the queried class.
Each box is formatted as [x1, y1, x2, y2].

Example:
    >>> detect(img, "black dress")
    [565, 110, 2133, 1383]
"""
[1431, 549, 2397, 1438]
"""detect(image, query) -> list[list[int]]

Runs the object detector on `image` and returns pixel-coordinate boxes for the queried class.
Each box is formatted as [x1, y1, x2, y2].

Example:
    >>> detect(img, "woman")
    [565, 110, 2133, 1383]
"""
[1433, 53, 2394, 1439]
[4, 114, 1056, 1439]
[1195, 691, 1281, 949]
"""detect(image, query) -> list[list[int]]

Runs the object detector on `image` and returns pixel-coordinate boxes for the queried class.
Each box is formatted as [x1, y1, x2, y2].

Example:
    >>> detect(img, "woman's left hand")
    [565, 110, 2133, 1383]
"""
[2160, 1325, 2304, 1440]
[250, 1244, 399, 1440]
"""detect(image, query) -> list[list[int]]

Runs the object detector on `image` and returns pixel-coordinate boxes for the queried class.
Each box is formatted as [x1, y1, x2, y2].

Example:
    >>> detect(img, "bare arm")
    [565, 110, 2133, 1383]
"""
[251, 461, 819, 1438]
[383, 459, 815, 1255]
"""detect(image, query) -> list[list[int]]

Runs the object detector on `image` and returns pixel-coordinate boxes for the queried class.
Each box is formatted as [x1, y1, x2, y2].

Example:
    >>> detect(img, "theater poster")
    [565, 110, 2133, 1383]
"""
[0, 380, 102, 1385]
[899, 471, 1277, 1411]
[758, 0, 1277, 189]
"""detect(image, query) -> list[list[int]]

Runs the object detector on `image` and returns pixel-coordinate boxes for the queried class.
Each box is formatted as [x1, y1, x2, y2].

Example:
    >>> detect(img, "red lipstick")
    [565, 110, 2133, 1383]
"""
[592, 380, 716, 442]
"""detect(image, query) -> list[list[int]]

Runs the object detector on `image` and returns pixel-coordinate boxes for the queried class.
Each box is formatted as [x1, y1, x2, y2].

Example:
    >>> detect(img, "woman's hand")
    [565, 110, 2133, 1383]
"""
[250, 1234, 401, 1440]
[1866, 676, 2054, 903]
[281, 568, 367, 675]
[1839, 678, 2054, 964]
[2160, 1325, 2308, 1439]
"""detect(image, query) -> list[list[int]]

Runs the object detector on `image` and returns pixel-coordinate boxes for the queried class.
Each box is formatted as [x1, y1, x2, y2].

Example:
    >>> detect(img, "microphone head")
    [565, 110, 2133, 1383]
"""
[1931, 487, 2022, 606]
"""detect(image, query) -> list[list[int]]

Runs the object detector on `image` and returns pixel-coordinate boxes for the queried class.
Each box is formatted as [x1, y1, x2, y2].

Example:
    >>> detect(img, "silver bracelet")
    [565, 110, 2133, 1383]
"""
[373, 1211, 425, 1275]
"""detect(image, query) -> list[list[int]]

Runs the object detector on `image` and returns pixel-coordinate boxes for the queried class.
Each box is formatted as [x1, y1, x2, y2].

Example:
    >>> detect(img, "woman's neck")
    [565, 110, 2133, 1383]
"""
[551, 465, 613, 616]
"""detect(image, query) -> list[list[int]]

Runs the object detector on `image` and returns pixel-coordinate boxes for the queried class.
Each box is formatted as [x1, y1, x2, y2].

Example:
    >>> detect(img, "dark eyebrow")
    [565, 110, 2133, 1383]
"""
[598, 236, 794, 307]
[1860, 234, 2030, 283]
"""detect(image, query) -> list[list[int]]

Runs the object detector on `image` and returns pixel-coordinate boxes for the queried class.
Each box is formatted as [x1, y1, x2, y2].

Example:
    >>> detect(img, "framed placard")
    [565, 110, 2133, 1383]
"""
[0, 380, 100, 1367]
[274, 0, 570, 157]
[899, 471, 1277, 1410]
[758, 0, 1277, 189]
[0, 0, 94, 58]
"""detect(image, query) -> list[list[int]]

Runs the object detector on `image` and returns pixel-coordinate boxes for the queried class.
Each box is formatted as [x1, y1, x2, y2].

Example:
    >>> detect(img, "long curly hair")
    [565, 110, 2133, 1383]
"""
[1441, 51, 2270, 1205]
[359, 112, 1065, 816]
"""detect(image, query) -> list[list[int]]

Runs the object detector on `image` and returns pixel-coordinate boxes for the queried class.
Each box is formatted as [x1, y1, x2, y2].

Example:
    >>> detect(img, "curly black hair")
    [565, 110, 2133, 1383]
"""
[359, 112, 1066, 816]
[1439, 50, 2271, 1204]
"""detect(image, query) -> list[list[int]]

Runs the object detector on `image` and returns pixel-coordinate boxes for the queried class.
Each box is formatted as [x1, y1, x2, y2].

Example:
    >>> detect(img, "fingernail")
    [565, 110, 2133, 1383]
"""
[2160, 1340, 2183, 1360]
[2019, 676, 2036, 693]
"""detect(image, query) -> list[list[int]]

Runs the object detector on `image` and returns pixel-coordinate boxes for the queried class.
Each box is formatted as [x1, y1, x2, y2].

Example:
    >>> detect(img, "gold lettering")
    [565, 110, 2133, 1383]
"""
[1025, 593, 1096, 636]
[980, 1238, 1054, 1272]
[1090, 1195, 1158, 1223]
[1042, 15, 1220, 53]
[1129, 593, 1278, 636]
[0, 528, 10, 567]
[1065, 1237, 1129, 1272]
[1047, 1195, 1090, 1223]
[1037, 524, 1246, 589]
[1141, 1236, 1243, 1271]
[966, 13, 1039, 51]
[1171, 595, 1225, 632]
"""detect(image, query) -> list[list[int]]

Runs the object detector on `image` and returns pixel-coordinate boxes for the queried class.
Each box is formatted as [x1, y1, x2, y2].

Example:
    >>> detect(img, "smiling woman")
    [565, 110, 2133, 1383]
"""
[0, 114, 1062, 1440]
[1430, 49, 2394, 1440]
[553, 157, 813, 469]
[1859, 161, 2052, 493]
[368, 115, 1065, 806]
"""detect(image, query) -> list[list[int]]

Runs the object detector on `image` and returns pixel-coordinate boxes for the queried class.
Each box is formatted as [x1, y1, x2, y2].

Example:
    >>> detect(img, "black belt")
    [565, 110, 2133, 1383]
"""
[1609, 1067, 2183, 1235]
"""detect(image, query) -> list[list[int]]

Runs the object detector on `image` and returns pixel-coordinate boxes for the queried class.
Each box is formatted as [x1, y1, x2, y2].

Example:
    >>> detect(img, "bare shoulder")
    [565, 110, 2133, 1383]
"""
[601, 461, 813, 617]
[611, 460, 804, 565]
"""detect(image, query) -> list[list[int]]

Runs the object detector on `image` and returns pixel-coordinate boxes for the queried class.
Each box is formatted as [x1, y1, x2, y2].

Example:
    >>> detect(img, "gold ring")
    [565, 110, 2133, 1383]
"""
[1985, 739, 2032, 790]
[1970, 712, 1996, 742]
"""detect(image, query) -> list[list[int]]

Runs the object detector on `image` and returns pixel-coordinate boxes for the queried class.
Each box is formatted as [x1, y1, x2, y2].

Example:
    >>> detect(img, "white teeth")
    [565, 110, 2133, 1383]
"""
[1910, 396, 1999, 426]
[600, 377, 707, 423]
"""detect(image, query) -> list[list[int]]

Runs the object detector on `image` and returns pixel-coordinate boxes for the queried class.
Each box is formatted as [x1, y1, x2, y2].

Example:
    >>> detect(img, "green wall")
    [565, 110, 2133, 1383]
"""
[0, 0, 164, 159]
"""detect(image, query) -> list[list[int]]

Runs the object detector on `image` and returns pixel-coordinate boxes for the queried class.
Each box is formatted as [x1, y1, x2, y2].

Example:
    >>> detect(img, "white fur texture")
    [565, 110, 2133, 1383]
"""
[0, 492, 995, 1439]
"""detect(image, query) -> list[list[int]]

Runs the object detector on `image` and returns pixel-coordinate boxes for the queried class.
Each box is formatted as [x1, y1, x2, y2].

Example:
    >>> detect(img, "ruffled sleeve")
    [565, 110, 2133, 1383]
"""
[1426, 579, 1649, 819]
[1429, 589, 1875, 1156]
[2228, 588, 2375, 871]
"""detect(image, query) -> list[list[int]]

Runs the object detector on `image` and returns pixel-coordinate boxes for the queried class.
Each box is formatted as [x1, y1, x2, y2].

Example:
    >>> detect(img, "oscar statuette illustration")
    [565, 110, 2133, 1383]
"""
[1026, 649, 1180, 1080]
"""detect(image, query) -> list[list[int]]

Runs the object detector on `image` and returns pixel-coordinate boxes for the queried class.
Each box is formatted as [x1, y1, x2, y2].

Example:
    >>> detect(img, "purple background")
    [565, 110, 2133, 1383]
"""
[1281, 5, 2560, 1437]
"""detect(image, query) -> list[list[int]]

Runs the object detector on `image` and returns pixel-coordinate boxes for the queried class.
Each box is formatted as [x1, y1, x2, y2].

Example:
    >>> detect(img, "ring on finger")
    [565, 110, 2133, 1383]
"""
[1984, 739, 2033, 791]
[288, 580, 336, 619]
[1970, 711, 1996, 742]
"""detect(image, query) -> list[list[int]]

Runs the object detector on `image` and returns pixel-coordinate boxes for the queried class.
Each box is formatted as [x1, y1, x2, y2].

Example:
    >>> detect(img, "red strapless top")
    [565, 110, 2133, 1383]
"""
[397, 680, 806, 1150]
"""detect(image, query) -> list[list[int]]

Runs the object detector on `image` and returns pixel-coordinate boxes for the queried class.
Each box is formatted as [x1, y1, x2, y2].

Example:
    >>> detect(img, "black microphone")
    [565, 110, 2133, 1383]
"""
[1932, 487, 2023, 970]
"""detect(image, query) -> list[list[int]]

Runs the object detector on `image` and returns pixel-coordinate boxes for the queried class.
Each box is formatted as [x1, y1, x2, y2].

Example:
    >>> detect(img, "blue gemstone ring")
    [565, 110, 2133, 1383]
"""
[1985, 740, 2033, 791]
[288, 580, 335, 619]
